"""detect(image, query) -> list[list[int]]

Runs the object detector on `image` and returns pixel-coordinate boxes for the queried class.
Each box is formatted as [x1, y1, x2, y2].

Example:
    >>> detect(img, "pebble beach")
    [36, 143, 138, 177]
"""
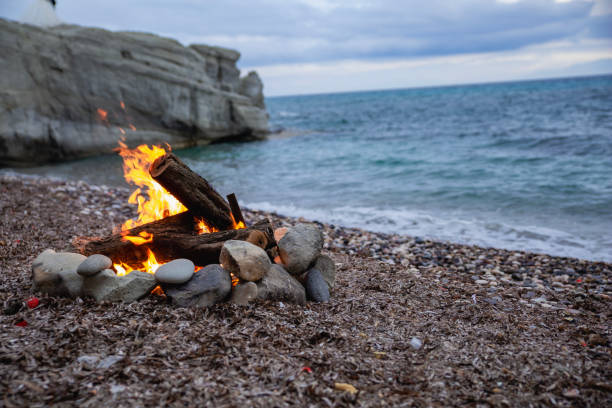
[1, 173, 610, 407]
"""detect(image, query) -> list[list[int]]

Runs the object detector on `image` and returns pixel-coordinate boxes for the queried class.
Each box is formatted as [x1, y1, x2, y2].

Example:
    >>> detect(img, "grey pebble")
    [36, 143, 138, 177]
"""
[155, 258, 194, 284]
[77, 254, 112, 277]
[163, 264, 231, 307]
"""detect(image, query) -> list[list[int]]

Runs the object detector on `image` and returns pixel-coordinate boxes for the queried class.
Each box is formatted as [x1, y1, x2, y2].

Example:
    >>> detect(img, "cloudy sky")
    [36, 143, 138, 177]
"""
[1, 0, 611, 95]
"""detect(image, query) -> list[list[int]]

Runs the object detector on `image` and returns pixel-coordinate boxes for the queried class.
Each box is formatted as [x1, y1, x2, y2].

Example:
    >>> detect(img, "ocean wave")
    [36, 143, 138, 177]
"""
[277, 111, 299, 118]
[245, 201, 612, 262]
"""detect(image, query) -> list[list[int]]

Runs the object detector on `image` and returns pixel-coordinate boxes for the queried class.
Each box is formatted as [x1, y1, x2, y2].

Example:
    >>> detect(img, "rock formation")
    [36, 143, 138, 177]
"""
[0, 18, 269, 166]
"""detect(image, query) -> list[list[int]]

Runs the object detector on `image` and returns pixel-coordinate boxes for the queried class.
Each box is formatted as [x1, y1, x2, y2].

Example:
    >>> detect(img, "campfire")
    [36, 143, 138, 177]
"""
[78, 143, 266, 275]
[31, 143, 335, 306]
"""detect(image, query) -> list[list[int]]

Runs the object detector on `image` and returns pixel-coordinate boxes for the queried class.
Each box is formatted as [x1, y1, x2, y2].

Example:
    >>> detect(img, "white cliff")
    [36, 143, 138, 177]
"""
[0, 19, 269, 165]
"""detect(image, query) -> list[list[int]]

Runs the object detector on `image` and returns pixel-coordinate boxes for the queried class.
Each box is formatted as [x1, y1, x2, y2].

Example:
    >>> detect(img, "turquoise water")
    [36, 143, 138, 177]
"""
[9, 75, 612, 262]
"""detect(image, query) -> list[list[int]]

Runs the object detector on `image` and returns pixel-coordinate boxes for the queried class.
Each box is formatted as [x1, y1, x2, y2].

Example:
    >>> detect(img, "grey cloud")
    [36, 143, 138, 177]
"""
[1, 0, 610, 66]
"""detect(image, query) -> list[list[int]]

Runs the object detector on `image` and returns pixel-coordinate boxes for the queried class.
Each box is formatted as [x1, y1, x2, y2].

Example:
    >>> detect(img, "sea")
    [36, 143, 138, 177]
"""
[8, 75, 612, 262]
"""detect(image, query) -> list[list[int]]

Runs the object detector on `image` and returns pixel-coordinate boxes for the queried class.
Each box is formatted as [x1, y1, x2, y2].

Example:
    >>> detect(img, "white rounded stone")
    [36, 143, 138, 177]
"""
[155, 259, 195, 284]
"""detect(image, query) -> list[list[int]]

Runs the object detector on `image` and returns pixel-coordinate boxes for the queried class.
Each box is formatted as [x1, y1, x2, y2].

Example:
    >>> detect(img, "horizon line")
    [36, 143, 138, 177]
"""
[265, 72, 612, 99]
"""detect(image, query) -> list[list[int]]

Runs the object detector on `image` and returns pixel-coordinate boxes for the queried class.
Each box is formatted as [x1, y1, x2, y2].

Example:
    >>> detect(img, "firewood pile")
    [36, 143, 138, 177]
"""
[31, 150, 335, 306]
[75, 152, 277, 269]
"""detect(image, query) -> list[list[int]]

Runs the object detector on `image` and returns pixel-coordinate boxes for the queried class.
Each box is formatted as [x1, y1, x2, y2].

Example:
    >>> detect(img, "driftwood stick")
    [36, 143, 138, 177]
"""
[149, 153, 234, 231]
[74, 219, 276, 267]
[226, 193, 246, 227]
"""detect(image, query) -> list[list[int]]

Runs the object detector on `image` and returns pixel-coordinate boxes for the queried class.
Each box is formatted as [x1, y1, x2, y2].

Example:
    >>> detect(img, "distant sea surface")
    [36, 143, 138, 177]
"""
[9, 75, 612, 262]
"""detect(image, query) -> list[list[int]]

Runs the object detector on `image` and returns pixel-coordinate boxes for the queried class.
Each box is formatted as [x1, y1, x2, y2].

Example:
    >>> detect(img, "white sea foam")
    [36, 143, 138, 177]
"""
[246, 201, 611, 262]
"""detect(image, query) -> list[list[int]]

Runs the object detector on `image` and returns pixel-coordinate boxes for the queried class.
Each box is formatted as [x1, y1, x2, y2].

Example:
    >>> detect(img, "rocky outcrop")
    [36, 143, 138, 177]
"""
[0, 18, 269, 166]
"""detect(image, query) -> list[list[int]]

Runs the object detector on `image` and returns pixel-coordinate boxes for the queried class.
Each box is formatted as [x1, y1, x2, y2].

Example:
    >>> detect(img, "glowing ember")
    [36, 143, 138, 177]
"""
[151, 285, 165, 297]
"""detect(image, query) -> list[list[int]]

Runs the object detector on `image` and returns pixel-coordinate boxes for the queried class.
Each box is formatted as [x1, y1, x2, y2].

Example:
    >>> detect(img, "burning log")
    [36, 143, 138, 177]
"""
[74, 219, 276, 268]
[149, 153, 234, 231]
[118, 211, 199, 236]
[227, 193, 246, 227]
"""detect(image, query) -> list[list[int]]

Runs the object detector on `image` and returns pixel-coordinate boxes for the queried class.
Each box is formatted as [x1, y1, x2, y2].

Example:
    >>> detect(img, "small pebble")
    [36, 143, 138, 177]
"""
[77, 254, 112, 277]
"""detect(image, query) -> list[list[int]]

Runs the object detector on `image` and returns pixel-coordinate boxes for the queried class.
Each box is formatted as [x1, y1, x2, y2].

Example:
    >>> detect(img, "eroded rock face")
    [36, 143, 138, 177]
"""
[0, 19, 268, 165]
[278, 224, 324, 276]
[238, 71, 265, 109]
[163, 264, 231, 307]
[32, 249, 86, 298]
[256, 264, 306, 305]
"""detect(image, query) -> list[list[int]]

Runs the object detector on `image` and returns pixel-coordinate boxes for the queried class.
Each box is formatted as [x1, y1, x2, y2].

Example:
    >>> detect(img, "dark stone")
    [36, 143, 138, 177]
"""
[163, 264, 231, 307]
[3, 299, 23, 315]
[256, 264, 306, 305]
[305, 268, 330, 303]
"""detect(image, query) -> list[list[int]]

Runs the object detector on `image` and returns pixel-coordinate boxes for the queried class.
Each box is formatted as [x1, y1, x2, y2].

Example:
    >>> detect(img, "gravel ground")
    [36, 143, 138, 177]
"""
[1, 174, 610, 407]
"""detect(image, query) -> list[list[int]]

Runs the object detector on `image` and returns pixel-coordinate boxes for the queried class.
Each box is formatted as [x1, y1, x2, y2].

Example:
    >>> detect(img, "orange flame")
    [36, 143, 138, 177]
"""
[230, 272, 239, 287]
[122, 231, 153, 245]
[112, 142, 185, 278]
[114, 248, 161, 277]
[115, 142, 186, 230]
[196, 217, 218, 234]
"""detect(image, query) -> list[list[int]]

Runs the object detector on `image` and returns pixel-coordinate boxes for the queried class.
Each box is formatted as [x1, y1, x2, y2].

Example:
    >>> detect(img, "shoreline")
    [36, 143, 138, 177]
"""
[2, 169, 609, 265]
[1, 173, 611, 406]
[1, 171, 610, 304]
